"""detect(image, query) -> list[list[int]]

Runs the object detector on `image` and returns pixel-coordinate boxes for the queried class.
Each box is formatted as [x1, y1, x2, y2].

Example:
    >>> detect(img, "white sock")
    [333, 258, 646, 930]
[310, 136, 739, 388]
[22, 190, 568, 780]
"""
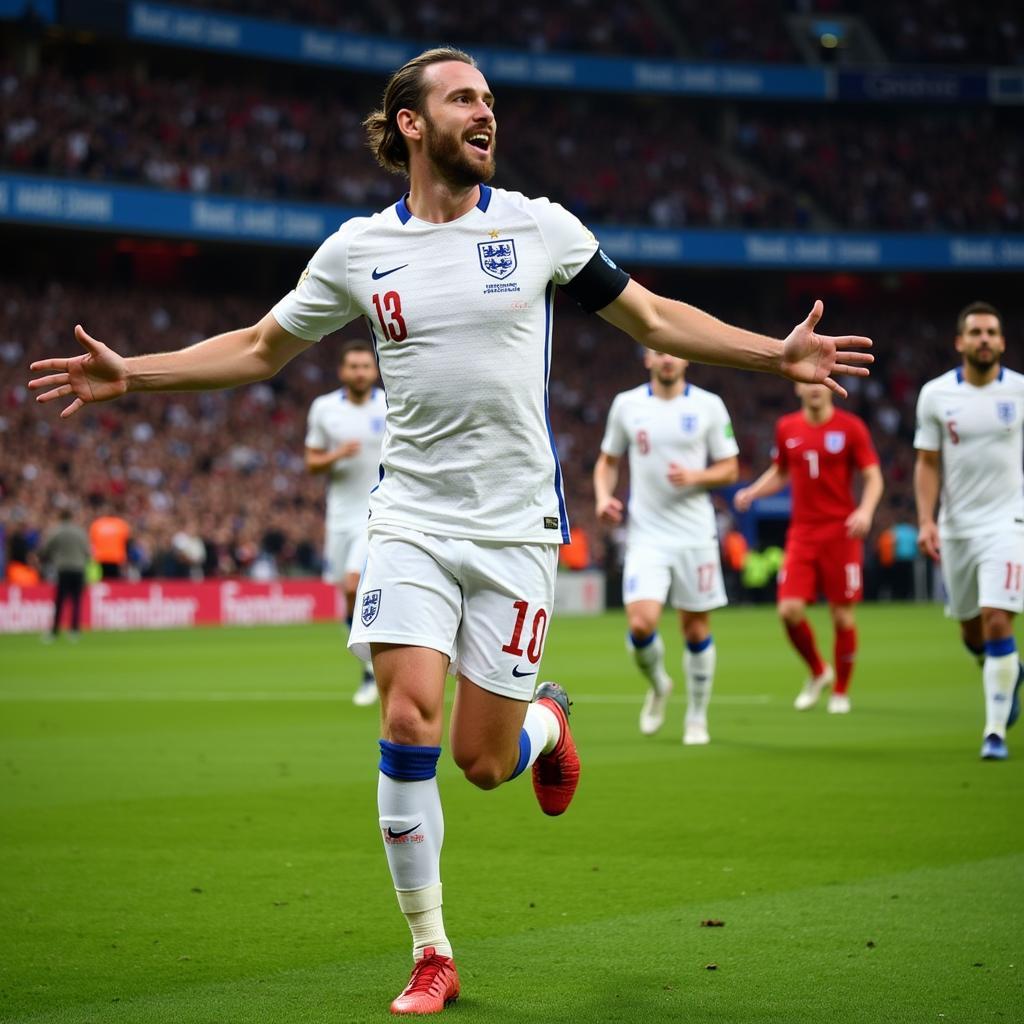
[983, 651, 1018, 739]
[684, 638, 716, 724]
[631, 632, 670, 692]
[397, 883, 450, 961]
[378, 768, 451, 959]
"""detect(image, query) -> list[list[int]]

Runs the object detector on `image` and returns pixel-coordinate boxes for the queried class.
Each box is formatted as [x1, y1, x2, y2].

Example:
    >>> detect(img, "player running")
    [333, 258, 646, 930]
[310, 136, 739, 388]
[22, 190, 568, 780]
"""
[595, 352, 738, 744]
[734, 383, 882, 714]
[305, 340, 387, 705]
[914, 302, 1024, 761]
[29, 48, 872, 1014]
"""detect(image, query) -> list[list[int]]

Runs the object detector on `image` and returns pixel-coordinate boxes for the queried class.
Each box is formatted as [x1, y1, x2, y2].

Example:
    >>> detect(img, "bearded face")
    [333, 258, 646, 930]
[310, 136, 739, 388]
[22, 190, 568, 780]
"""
[422, 111, 496, 189]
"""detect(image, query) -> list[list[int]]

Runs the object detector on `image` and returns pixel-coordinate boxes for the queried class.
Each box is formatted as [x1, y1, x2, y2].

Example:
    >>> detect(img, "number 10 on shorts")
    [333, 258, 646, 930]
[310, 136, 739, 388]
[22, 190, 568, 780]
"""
[501, 600, 549, 665]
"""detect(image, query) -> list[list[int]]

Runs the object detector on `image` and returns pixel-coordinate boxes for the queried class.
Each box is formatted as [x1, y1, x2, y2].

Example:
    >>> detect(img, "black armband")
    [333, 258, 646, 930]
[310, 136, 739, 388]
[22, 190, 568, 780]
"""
[559, 247, 630, 314]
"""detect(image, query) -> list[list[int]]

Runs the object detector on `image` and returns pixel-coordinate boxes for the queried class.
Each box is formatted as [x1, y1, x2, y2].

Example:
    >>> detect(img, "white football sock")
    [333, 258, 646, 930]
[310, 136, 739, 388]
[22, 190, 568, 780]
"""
[684, 638, 716, 724]
[983, 652, 1018, 739]
[631, 632, 670, 693]
[378, 770, 451, 959]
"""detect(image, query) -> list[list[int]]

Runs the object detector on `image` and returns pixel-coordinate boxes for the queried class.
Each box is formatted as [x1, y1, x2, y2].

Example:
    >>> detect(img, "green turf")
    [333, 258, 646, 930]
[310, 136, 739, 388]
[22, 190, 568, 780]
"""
[2, 604, 1022, 1023]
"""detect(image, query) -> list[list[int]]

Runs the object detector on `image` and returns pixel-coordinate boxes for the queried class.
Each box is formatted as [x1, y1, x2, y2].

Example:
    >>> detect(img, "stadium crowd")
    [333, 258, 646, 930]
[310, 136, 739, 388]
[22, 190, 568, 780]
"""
[0, 276, 972, 582]
[3, 62, 1021, 232]
[167, 0, 1024, 66]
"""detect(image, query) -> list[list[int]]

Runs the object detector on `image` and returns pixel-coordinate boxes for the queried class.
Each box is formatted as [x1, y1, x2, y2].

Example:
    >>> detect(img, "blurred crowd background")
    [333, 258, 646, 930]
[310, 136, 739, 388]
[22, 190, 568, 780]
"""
[1, 0, 1021, 594]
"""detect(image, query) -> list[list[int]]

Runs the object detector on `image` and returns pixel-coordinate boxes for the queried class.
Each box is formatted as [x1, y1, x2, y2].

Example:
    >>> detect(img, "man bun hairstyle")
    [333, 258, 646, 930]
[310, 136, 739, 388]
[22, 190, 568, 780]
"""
[957, 300, 1003, 335]
[364, 46, 477, 175]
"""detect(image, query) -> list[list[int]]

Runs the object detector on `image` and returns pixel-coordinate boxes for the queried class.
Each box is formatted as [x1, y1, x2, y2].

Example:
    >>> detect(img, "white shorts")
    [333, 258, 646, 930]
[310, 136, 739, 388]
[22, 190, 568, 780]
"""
[322, 527, 368, 584]
[940, 531, 1024, 620]
[623, 543, 728, 612]
[348, 527, 558, 701]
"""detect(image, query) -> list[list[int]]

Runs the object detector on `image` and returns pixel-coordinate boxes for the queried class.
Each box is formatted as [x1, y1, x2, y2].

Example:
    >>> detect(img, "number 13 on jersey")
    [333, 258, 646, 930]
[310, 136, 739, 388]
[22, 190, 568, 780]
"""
[372, 291, 408, 342]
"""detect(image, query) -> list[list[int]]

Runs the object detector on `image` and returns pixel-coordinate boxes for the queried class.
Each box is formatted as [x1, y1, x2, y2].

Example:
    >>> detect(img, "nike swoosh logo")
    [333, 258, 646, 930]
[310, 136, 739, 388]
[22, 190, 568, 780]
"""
[372, 264, 408, 280]
[785, 438, 802, 448]
[386, 823, 421, 838]
[512, 666, 537, 678]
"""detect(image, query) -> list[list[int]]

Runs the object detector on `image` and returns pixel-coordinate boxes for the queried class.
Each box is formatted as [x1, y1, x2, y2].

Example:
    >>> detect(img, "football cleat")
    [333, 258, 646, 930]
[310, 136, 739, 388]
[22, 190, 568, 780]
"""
[532, 682, 580, 816]
[390, 947, 460, 1015]
[827, 693, 851, 715]
[683, 719, 710, 746]
[639, 677, 673, 735]
[980, 734, 1009, 761]
[794, 664, 835, 711]
[1008, 664, 1023, 729]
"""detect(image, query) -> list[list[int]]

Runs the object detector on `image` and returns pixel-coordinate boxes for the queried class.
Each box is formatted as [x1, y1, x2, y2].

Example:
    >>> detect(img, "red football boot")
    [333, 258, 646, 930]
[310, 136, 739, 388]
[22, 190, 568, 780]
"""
[531, 681, 580, 816]
[390, 947, 460, 1015]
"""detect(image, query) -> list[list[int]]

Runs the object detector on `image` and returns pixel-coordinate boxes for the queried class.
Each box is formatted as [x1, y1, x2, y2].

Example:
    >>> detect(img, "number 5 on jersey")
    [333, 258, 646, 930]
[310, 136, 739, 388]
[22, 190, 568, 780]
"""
[372, 291, 408, 342]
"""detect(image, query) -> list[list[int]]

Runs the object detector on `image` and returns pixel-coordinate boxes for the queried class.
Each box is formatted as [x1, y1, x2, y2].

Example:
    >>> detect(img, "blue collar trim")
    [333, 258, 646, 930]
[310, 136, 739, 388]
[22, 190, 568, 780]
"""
[395, 185, 491, 224]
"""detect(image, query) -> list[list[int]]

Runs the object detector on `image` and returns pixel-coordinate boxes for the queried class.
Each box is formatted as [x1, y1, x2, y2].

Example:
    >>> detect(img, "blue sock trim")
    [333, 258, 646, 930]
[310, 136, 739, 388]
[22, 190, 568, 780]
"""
[686, 635, 713, 654]
[378, 740, 441, 781]
[508, 729, 531, 781]
[964, 641, 985, 658]
[985, 637, 1017, 658]
[630, 631, 657, 650]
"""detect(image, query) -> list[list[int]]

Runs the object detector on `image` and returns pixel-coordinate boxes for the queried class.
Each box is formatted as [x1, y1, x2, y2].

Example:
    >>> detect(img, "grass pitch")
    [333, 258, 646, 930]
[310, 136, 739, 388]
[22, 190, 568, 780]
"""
[2, 603, 1022, 1023]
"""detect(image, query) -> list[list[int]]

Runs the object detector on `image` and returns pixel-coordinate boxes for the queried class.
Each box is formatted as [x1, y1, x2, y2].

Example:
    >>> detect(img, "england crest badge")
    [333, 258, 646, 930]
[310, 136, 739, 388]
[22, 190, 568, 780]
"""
[824, 431, 846, 453]
[361, 589, 381, 627]
[478, 239, 517, 280]
[997, 401, 1016, 425]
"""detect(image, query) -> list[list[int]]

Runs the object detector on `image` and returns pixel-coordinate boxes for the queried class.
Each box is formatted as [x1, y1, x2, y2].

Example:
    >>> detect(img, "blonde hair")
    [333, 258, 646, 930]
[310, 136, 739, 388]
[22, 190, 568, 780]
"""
[364, 46, 477, 175]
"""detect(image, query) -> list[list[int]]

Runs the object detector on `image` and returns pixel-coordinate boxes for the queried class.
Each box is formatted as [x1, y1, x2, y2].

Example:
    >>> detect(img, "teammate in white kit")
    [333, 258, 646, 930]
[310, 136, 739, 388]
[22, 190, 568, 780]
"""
[305, 340, 387, 705]
[594, 352, 738, 744]
[915, 302, 1024, 761]
[29, 48, 874, 1014]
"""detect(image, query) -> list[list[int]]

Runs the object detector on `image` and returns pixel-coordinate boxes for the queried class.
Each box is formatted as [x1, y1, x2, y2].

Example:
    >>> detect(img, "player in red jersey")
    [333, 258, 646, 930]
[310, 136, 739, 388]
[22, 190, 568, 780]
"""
[734, 384, 883, 713]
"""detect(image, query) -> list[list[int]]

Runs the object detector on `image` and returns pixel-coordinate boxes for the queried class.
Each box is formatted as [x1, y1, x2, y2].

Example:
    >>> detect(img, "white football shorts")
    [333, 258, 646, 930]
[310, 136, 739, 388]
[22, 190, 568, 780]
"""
[623, 542, 728, 612]
[348, 526, 558, 701]
[940, 530, 1024, 620]
[322, 526, 369, 584]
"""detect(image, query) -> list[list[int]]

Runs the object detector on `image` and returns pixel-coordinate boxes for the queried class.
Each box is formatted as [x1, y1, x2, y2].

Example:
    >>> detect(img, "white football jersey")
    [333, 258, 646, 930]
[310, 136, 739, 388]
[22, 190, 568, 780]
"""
[914, 366, 1024, 538]
[305, 387, 388, 532]
[601, 382, 739, 548]
[273, 186, 599, 544]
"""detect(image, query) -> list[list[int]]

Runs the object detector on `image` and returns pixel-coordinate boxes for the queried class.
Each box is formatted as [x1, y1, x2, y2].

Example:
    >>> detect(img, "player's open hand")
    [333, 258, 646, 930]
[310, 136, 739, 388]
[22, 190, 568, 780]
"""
[29, 325, 128, 418]
[596, 496, 623, 525]
[780, 300, 873, 399]
[917, 521, 941, 562]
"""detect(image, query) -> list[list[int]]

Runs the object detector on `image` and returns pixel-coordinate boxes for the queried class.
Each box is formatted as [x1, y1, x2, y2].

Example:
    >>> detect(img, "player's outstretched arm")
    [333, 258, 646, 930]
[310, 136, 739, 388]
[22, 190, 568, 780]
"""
[734, 464, 787, 512]
[29, 312, 311, 419]
[599, 283, 872, 398]
[913, 449, 942, 561]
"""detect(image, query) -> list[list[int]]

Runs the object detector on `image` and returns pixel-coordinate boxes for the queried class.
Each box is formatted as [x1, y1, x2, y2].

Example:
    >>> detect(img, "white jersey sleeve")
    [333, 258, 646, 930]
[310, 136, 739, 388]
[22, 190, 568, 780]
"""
[706, 395, 740, 462]
[527, 198, 599, 285]
[600, 394, 630, 457]
[272, 223, 363, 341]
[913, 381, 942, 452]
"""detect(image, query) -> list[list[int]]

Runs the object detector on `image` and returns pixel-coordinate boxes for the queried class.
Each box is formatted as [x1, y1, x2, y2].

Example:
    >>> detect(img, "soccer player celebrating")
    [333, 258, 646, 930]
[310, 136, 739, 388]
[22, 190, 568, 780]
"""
[305, 340, 387, 705]
[594, 352, 738, 744]
[914, 302, 1024, 761]
[29, 48, 873, 1014]
[734, 384, 882, 714]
